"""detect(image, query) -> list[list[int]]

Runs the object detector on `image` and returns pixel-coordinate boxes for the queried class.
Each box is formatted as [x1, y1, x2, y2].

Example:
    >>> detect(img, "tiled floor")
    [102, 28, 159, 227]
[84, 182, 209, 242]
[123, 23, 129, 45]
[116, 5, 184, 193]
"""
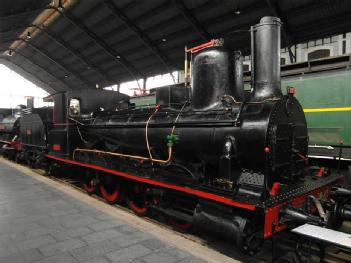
[0, 161, 208, 263]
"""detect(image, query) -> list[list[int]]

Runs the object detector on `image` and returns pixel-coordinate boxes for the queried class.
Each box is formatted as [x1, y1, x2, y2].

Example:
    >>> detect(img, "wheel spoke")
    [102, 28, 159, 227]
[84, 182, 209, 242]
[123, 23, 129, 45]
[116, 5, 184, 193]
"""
[100, 184, 121, 203]
[83, 178, 96, 194]
[82, 169, 97, 194]
[99, 173, 123, 204]
[128, 185, 148, 216]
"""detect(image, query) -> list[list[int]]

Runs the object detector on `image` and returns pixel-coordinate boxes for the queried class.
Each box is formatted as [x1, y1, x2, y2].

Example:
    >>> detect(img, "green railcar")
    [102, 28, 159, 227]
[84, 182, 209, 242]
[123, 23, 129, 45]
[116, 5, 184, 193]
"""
[130, 94, 156, 107]
[130, 55, 351, 160]
[281, 55, 351, 160]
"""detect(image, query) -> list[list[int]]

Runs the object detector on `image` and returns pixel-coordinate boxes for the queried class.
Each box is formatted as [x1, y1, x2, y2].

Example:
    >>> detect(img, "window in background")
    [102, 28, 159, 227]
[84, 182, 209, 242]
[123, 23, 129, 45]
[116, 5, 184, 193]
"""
[280, 57, 286, 65]
[113, 71, 179, 97]
[307, 49, 331, 60]
[146, 71, 178, 90]
[119, 79, 144, 96]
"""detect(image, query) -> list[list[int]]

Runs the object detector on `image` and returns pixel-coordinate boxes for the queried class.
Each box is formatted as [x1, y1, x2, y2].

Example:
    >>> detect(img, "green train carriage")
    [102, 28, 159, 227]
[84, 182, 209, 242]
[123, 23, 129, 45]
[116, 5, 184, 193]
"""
[281, 55, 351, 160]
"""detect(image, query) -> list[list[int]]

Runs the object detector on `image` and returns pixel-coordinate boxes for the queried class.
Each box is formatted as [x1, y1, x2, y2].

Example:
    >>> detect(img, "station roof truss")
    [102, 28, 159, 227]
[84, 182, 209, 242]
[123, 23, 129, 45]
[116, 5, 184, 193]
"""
[1, 0, 351, 93]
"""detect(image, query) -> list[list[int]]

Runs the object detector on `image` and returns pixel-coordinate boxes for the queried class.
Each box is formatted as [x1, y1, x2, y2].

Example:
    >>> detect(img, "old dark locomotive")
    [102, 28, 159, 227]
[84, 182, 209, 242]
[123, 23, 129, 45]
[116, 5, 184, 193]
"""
[2, 17, 351, 255]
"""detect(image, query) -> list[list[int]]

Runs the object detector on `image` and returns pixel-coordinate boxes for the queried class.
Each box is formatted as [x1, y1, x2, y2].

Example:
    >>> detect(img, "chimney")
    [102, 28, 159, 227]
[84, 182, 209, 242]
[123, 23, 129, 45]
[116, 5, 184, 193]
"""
[251, 17, 283, 101]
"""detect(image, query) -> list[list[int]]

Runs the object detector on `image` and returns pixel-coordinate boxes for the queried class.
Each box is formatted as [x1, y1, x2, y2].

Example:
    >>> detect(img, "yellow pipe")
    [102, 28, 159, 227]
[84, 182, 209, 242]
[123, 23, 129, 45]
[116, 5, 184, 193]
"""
[73, 146, 173, 165]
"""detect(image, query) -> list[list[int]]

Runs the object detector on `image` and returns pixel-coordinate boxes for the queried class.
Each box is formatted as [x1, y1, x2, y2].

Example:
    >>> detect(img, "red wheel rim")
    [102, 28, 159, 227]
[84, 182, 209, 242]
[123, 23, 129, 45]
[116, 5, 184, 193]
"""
[128, 185, 148, 216]
[129, 201, 148, 216]
[100, 184, 120, 203]
[168, 218, 192, 230]
[83, 179, 96, 194]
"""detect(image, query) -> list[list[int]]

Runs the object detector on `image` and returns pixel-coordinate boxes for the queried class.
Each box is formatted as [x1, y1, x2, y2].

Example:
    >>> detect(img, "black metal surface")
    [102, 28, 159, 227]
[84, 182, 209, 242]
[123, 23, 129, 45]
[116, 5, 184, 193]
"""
[20, 108, 52, 148]
[251, 17, 282, 102]
[78, 84, 307, 192]
[238, 171, 264, 187]
[65, 89, 130, 114]
[265, 173, 343, 207]
[193, 202, 249, 247]
[155, 84, 189, 107]
[280, 206, 322, 225]
[233, 51, 244, 102]
[309, 146, 351, 160]
[0, 108, 18, 139]
[46, 89, 131, 157]
[75, 16, 308, 193]
[191, 47, 237, 110]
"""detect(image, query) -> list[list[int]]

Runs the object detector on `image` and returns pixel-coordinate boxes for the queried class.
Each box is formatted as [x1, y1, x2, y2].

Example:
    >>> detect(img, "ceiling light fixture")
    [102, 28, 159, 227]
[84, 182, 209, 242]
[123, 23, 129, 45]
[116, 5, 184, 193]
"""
[116, 55, 121, 59]
[161, 38, 167, 42]
[233, 0, 241, 15]
[8, 50, 13, 56]
[27, 31, 32, 39]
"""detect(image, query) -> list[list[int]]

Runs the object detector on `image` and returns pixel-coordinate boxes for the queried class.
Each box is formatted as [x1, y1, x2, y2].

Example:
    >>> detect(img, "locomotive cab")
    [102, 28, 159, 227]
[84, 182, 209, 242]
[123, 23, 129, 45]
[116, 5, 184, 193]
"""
[48, 89, 129, 158]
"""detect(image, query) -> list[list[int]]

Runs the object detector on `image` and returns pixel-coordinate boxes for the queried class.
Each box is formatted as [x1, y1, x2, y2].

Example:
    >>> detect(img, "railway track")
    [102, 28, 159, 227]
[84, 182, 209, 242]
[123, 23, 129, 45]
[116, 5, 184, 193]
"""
[14, 164, 351, 262]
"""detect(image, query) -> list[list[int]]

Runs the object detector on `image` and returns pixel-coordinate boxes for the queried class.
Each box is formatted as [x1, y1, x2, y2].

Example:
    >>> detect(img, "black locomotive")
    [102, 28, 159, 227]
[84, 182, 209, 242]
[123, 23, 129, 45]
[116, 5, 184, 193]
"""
[0, 106, 22, 158]
[3, 17, 351, 255]
[0, 108, 16, 142]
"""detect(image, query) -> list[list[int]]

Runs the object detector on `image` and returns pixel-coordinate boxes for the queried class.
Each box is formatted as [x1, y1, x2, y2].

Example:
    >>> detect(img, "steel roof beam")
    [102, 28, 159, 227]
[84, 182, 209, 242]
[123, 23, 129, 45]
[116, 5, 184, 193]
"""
[292, 10, 351, 41]
[72, 1, 266, 64]
[9, 50, 72, 91]
[19, 38, 94, 88]
[101, 0, 177, 76]
[33, 24, 112, 86]
[53, 6, 144, 81]
[86, 2, 174, 46]
[172, 0, 211, 41]
[265, 0, 296, 62]
[97, 1, 265, 57]
[90, 3, 267, 69]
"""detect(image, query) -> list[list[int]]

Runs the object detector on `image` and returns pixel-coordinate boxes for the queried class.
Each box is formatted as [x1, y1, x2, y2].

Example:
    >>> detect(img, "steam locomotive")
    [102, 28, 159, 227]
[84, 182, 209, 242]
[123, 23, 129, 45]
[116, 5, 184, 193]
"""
[0, 107, 21, 158]
[0, 108, 16, 142]
[2, 17, 351, 254]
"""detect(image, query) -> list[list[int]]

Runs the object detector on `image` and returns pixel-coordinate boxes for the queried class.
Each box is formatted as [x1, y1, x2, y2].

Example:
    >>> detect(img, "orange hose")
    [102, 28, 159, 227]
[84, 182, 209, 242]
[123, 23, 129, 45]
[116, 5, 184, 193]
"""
[73, 146, 173, 164]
